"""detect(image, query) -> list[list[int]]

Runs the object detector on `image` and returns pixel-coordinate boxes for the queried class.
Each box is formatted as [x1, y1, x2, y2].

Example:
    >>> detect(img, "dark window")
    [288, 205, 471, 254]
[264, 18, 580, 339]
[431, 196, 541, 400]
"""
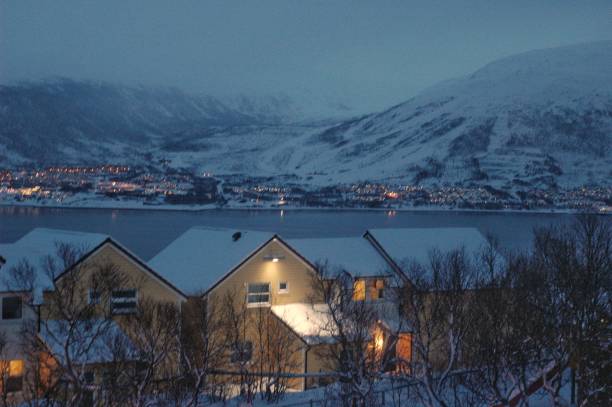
[84, 371, 95, 385]
[230, 341, 253, 363]
[111, 289, 137, 315]
[247, 283, 270, 305]
[5, 376, 22, 393]
[2, 296, 22, 320]
[88, 290, 101, 305]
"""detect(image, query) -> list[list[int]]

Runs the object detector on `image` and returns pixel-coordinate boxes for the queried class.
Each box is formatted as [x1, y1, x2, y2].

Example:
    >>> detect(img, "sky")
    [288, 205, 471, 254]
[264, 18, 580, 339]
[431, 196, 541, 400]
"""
[1, 0, 611, 113]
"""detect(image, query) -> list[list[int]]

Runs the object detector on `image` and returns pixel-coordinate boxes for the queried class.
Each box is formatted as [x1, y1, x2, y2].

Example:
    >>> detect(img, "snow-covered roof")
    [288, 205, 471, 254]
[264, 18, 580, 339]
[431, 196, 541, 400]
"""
[39, 319, 138, 365]
[148, 227, 274, 295]
[271, 303, 337, 345]
[367, 227, 492, 269]
[0, 228, 109, 301]
[286, 237, 393, 278]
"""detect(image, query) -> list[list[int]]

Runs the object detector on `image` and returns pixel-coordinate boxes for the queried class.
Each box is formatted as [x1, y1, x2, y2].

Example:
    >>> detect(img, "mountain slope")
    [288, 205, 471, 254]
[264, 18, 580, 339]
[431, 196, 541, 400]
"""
[0, 78, 258, 165]
[1, 42, 611, 191]
[276, 41, 612, 188]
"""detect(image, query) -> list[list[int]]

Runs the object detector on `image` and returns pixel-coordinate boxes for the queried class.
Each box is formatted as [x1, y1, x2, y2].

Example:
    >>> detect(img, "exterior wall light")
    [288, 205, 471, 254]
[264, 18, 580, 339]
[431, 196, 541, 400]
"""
[263, 255, 285, 262]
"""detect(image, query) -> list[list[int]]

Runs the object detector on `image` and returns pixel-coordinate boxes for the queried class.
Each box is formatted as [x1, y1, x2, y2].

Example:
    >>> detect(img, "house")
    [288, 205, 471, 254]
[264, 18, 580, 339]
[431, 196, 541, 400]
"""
[0, 228, 187, 400]
[0, 229, 108, 399]
[0, 225, 495, 399]
[149, 226, 494, 390]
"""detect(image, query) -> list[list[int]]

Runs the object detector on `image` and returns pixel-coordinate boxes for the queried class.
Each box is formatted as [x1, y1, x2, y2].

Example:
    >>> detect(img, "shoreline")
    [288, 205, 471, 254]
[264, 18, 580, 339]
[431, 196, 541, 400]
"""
[0, 200, 604, 216]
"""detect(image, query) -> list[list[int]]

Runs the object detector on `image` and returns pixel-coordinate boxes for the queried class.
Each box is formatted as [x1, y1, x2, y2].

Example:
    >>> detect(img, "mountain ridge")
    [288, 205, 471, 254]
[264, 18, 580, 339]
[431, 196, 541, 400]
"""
[1, 42, 611, 192]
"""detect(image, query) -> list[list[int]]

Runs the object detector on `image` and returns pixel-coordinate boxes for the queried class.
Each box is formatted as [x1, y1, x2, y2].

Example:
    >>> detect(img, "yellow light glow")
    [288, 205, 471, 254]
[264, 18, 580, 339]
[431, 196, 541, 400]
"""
[353, 280, 366, 301]
[9, 360, 23, 377]
[374, 331, 384, 351]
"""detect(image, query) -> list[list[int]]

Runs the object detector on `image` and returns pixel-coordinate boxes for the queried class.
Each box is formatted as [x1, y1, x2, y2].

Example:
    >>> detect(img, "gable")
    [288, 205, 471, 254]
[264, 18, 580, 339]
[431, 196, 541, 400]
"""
[207, 238, 319, 306]
[56, 240, 186, 303]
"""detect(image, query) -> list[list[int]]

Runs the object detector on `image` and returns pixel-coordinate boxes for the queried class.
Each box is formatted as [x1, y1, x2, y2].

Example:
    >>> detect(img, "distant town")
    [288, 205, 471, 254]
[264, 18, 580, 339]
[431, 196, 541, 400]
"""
[0, 165, 610, 212]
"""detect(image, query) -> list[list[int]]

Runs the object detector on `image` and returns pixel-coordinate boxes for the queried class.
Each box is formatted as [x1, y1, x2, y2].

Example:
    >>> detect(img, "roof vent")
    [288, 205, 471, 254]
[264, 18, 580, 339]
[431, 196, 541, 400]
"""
[232, 231, 242, 242]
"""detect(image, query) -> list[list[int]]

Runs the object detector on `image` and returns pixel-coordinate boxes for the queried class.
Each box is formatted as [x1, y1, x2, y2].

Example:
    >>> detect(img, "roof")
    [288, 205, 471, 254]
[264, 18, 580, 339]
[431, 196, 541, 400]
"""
[365, 227, 492, 269]
[0, 228, 109, 300]
[286, 237, 393, 278]
[148, 227, 275, 295]
[271, 303, 337, 345]
[39, 319, 138, 365]
[272, 301, 411, 345]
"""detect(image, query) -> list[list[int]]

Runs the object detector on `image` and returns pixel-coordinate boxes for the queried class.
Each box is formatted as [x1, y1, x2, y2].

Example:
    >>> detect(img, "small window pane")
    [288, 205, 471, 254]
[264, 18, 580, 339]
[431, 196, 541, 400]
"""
[111, 289, 137, 314]
[2, 297, 22, 320]
[353, 280, 366, 301]
[247, 283, 270, 305]
[112, 289, 136, 299]
[89, 290, 101, 305]
[231, 341, 253, 363]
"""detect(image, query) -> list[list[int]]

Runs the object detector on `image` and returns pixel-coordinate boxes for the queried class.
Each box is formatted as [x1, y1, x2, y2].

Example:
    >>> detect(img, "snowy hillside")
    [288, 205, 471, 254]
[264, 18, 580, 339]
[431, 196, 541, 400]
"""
[0, 78, 259, 166]
[1, 42, 611, 191]
[153, 42, 612, 189]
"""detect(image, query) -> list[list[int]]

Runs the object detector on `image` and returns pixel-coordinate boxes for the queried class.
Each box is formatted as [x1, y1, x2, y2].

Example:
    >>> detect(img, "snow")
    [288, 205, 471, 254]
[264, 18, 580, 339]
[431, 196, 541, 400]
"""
[148, 227, 274, 295]
[271, 303, 337, 344]
[0, 228, 109, 302]
[39, 319, 137, 365]
[367, 227, 491, 269]
[286, 236, 393, 278]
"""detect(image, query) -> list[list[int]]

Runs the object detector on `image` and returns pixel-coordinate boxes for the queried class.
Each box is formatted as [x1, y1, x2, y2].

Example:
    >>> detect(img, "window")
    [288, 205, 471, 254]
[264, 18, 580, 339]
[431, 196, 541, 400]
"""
[396, 333, 412, 373]
[247, 283, 270, 306]
[84, 371, 95, 385]
[230, 341, 253, 363]
[2, 296, 22, 320]
[1, 359, 24, 392]
[352, 280, 366, 301]
[111, 289, 137, 315]
[88, 290, 101, 305]
[370, 279, 385, 300]
[278, 281, 289, 294]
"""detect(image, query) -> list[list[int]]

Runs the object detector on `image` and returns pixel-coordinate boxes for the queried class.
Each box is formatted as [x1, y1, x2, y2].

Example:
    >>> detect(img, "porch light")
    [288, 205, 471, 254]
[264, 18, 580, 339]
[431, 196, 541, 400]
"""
[263, 255, 285, 262]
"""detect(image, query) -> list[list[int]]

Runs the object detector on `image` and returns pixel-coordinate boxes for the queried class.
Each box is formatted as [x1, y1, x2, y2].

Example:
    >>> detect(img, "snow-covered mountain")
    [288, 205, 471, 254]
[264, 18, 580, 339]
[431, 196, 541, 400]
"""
[0, 78, 261, 165]
[155, 41, 612, 189]
[2, 42, 611, 190]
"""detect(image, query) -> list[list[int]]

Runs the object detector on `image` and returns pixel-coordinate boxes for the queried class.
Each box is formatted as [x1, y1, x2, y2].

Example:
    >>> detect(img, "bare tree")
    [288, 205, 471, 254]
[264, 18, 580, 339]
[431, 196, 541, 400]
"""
[4, 243, 125, 406]
[249, 305, 303, 402]
[527, 215, 611, 406]
[219, 290, 257, 403]
[110, 298, 181, 407]
[178, 294, 226, 407]
[310, 265, 400, 406]
[461, 252, 540, 407]
[399, 248, 479, 407]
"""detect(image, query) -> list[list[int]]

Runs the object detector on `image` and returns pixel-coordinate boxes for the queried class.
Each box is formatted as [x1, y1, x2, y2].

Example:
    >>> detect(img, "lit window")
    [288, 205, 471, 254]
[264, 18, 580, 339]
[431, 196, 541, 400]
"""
[247, 283, 270, 306]
[372, 279, 385, 300]
[2, 296, 22, 320]
[278, 281, 289, 294]
[353, 280, 366, 301]
[396, 333, 412, 373]
[111, 289, 137, 314]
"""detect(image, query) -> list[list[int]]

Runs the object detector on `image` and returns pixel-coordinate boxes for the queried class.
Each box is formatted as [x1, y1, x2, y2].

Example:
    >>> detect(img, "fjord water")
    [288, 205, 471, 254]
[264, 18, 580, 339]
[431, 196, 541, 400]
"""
[0, 206, 574, 260]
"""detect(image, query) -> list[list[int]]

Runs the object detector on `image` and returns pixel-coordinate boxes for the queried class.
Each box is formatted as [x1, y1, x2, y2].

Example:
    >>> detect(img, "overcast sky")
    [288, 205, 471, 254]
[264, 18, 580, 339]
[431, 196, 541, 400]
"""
[1, 0, 611, 112]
